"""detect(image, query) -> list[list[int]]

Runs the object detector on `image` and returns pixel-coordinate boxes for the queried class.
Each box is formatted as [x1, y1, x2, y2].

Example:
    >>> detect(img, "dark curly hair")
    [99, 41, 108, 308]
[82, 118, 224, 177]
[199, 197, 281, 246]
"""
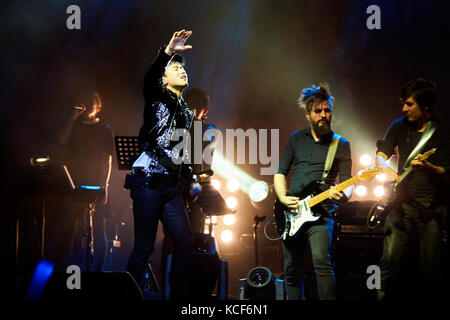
[400, 78, 437, 111]
[170, 53, 185, 66]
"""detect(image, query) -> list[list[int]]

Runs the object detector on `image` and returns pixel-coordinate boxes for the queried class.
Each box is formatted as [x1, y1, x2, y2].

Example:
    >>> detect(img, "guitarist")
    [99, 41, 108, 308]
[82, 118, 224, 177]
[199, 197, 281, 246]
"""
[274, 83, 353, 300]
[375, 78, 450, 300]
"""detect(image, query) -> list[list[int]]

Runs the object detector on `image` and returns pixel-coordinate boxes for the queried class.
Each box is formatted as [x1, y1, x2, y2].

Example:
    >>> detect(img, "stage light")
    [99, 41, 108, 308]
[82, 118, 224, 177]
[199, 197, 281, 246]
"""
[249, 181, 269, 202]
[243, 266, 277, 300]
[226, 196, 238, 209]
[30, 156, 51, 166]
[211, 179, 221, 190]
[80, 185, 102, 190]
[27, 259, 54, 299]
[221, 230, 233, 242]
[355, 185, 368, 197]
[227, 179, 240, 192]
[374, 185, 385, 197]
[376, 173, 387, 182]
[359, 154, 372, 167]
[223, 214, 236, 226]
[205, 215, 218, 225]
[211, 152, 259, 197]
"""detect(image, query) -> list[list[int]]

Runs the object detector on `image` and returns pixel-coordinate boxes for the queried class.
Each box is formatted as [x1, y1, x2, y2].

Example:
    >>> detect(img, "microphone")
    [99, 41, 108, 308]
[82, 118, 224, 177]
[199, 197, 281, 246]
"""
[74, 105, 86, 111]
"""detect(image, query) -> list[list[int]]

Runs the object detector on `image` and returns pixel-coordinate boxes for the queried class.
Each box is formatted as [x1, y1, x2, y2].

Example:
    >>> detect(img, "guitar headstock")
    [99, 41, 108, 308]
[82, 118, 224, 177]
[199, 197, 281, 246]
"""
[357, 167, 385, 181]
[420, 148, 436, 161]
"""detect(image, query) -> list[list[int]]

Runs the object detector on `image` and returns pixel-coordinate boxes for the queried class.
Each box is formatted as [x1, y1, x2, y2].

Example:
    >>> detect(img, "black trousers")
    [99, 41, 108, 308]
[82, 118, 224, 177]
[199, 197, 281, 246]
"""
[125, 173, 194, 299]
[283, 215, 336, 300]
[378, 201, 447, 300]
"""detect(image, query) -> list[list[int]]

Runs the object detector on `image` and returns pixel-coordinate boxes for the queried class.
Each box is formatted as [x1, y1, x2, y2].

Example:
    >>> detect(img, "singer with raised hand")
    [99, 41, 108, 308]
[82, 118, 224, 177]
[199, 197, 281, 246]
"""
[124, 29, 197, 299]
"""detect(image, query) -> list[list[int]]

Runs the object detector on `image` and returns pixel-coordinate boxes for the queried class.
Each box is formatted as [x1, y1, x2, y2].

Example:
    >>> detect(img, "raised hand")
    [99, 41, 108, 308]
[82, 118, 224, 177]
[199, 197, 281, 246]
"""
[165, 29, 193, 55]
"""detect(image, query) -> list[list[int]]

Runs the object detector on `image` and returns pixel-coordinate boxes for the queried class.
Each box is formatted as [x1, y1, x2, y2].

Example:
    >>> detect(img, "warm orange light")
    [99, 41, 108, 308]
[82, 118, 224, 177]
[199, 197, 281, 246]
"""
[88, 92, 102, 119]
[223, 214, 236, 226]
[355, 185, 368, 197]
[226, 196, 238, 209]
[221, 230, 232, 242]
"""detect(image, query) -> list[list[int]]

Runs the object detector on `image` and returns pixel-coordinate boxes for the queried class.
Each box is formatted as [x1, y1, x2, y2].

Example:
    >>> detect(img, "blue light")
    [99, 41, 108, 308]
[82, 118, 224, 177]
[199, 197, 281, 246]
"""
[27, 259, 54, 300]
[204, 125, 218, 142]
[80, 185, 102, 190]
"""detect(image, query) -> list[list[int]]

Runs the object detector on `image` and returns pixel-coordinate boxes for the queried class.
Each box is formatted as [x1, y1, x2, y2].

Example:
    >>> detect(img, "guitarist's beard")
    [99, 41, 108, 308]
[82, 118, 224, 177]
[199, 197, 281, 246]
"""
[311, 119, 331, 137]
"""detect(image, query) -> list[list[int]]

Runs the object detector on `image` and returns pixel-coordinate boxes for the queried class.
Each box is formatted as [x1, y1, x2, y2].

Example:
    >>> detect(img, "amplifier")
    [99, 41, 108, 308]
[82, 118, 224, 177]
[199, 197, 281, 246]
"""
[338, 224, 384, 238]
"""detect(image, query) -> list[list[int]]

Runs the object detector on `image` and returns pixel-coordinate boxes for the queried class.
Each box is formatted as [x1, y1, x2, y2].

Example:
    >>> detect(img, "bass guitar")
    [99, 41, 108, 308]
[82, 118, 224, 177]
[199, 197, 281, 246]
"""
[274, 167, 383, 239]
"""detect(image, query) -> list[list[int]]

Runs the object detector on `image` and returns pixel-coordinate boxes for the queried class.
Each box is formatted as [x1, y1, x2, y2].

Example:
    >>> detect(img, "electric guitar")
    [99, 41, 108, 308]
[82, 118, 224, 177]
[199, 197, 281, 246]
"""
[367, 148, 436, 228]
[274, 167, 383, 239]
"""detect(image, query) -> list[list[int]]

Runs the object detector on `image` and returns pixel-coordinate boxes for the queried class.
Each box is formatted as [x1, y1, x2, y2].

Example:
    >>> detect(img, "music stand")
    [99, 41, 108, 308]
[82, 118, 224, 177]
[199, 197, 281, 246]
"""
[9, 164, 76, 195]
[195, 182, 232, 216]
[8, 165, 75, 264]
[114, 136, 140, 170]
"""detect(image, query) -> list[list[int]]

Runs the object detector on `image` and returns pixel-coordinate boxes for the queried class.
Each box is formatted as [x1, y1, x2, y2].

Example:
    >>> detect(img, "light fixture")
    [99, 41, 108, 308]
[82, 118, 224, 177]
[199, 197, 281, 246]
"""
[205, 215, 218, 225]
[359, 154, 372, 167]
[220, 230, 232, 242]
[374, 185, 385, 197]
[223, 214, 236, 226]
[227, 179, 239, 192]
[249, 181, 269, 202]
[30, 156, 51, 167]
[226, 196, 238, 209]
[211, 179, 221, 190]
[355, 185, 368, 197]
[244, 266, 276, 300]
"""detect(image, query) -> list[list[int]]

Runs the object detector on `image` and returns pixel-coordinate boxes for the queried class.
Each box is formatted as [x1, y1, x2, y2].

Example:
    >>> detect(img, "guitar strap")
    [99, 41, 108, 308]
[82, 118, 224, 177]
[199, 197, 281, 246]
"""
[321, 133, 341, 181]
[402, 120, 437, 170]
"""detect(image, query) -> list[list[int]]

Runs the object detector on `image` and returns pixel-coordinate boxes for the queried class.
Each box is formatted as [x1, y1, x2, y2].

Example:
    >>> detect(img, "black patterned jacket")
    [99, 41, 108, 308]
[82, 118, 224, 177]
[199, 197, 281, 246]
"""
[137, 47, 194, 176]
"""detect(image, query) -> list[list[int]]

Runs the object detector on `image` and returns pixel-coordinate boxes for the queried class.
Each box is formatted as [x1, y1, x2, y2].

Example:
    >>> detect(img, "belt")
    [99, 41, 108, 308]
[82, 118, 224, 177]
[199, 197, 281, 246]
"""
[132, 168, 179, 185]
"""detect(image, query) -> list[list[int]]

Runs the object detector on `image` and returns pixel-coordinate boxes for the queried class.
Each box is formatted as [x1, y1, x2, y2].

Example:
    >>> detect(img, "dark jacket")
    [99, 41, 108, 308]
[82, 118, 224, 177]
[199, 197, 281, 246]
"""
[137, 47, 194, 176]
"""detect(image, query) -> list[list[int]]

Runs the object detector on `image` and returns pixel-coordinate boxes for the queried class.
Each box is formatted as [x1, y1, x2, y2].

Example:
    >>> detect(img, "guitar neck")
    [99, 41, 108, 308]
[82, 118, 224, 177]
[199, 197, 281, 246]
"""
[307, 176, 360, 208]
[397, 167, 412, 183]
